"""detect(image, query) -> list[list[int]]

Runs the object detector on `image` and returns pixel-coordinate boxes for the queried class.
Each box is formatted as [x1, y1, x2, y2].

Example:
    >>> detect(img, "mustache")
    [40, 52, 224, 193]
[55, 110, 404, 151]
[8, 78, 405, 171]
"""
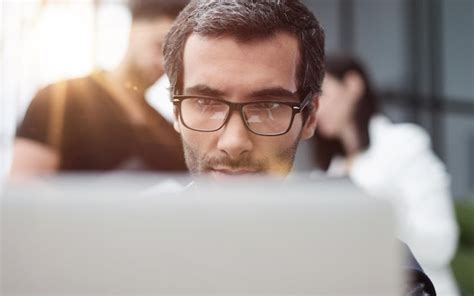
[203, 156, 267, 171]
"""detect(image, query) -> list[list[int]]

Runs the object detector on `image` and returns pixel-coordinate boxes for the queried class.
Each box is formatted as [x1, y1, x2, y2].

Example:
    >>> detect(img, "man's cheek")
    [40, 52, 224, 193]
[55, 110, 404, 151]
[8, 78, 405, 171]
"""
[186, 133, 212, 165]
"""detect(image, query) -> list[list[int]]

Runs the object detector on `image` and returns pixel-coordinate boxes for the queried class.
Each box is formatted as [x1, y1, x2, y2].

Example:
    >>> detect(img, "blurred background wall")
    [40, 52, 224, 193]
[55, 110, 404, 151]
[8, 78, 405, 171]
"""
[302, 0, 474, 200]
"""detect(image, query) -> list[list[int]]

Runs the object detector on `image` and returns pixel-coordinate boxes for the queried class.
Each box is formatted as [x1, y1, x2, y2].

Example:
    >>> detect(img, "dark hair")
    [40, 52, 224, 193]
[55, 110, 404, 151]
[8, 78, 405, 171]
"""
[163, 0, 325, 105]
[314, 54, 379, 170]
[129, 0, 189, 21]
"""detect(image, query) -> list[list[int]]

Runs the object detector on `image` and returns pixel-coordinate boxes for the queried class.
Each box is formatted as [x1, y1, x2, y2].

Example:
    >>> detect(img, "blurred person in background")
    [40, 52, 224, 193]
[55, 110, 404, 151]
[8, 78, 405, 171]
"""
[314, 54, 459, 295]
[9, 0, 188, 177]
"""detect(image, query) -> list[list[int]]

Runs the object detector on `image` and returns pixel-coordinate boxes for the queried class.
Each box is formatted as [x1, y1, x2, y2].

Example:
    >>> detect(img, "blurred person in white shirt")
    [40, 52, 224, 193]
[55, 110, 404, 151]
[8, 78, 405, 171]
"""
[314, 54, 459, 295]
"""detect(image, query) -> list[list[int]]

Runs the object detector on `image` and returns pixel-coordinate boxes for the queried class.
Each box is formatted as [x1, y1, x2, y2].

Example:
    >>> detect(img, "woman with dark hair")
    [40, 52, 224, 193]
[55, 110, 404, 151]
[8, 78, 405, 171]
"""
[314, 54, 459, 295]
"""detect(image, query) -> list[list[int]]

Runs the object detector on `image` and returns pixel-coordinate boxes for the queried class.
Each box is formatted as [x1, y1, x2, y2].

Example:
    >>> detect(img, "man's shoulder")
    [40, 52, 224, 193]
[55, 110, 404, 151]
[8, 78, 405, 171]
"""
[370, 116, 431, 156]
[35, 72, 105, 101]
[17, 72, 113, 147]
[356, 116, 434, 173]
[38, 70, 104, 94]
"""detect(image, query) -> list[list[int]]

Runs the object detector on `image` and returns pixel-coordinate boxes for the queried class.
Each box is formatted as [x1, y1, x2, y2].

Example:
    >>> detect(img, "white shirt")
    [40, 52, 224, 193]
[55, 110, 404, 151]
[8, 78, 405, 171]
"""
[326, 115, 459, 295]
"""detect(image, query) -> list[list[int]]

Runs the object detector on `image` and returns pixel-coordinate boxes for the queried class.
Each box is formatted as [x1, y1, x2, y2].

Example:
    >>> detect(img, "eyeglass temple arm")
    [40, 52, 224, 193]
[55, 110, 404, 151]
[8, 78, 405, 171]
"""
[294, 92, 314, 112]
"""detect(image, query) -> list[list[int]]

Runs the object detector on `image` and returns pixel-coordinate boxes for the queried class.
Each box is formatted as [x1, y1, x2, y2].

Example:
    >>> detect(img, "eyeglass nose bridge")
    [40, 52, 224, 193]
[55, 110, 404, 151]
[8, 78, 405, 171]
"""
[220, 101, 249, 131]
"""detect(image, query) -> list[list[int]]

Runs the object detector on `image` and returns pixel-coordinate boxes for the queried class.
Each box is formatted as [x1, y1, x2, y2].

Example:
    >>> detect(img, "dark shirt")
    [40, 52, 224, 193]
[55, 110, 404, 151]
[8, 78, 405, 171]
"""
[403, 241, 436, 295]
[17, 72, 187, 172]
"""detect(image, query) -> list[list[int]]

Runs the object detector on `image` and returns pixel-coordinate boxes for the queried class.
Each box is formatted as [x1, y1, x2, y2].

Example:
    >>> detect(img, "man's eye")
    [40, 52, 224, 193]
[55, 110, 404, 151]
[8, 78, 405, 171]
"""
[197, 98, 219, 105]
[252, 102, 281, 109]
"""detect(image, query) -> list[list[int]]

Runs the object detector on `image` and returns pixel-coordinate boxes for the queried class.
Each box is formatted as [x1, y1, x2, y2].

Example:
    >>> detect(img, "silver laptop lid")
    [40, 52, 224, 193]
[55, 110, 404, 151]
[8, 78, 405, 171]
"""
[1, 176, 402, 295]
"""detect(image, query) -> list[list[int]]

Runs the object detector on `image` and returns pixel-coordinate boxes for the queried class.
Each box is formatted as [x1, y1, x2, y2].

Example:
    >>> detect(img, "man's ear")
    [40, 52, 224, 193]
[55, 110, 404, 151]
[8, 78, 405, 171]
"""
[173, 106, 181, 134]
[300, 96, 319, 140]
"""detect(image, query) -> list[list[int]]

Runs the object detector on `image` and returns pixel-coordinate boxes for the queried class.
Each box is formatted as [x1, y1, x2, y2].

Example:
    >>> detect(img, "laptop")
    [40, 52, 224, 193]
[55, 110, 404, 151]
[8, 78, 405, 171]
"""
[1, 176, 402, 295]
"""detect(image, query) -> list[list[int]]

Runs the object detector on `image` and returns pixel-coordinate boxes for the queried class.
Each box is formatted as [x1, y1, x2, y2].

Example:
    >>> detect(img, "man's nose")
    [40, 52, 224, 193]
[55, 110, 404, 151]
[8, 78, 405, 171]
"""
[217, 111, 253, 160]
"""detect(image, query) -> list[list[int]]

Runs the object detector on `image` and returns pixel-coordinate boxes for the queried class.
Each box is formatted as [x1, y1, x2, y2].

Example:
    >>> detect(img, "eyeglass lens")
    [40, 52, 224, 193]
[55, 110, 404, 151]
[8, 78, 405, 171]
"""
[180, 97, 294, 135]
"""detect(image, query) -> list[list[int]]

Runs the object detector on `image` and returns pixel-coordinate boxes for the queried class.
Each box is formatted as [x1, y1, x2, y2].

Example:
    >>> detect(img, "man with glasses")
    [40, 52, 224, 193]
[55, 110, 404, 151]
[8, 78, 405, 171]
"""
[164, 0, 321, 179]
[161, 1, 436, 295]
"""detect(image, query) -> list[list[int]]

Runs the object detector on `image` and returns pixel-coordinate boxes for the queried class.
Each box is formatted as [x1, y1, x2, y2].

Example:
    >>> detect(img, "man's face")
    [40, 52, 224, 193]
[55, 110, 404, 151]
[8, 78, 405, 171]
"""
[174, 33, 318, 179]
[128, 17, 175, 87]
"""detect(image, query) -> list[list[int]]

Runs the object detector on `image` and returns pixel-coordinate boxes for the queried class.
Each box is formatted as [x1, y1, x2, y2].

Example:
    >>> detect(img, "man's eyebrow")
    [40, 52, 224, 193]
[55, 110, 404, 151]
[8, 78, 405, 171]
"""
[184, 85, 299, 100]
[250, 87, 299, 100]
[184, 85, 225, 97]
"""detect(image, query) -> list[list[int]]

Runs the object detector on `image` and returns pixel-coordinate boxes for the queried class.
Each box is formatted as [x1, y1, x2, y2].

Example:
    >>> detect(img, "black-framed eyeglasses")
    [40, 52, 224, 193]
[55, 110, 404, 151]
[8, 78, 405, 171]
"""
[172, 92, 312, 136]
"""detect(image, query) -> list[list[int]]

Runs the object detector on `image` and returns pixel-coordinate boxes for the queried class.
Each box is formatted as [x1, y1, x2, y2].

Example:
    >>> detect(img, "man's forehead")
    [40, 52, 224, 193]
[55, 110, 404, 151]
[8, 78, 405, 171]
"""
[182, 32, 300, 97]
[183, 32, 299, 56]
